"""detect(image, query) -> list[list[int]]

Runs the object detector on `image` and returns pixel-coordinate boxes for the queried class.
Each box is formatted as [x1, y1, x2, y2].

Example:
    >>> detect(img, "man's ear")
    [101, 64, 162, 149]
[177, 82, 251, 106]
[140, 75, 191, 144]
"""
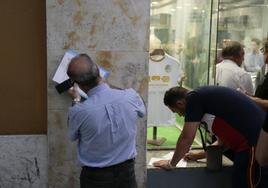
[175, 99, 185, 107]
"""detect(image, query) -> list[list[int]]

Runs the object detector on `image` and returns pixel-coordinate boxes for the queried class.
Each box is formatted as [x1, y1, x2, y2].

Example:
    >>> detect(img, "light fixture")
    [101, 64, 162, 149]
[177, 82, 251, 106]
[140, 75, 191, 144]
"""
[151, 2, 159, 5]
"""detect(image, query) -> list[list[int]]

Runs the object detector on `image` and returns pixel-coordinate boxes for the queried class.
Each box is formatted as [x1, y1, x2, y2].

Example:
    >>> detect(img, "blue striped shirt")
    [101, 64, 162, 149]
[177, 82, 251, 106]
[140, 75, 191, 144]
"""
[68, 83, 145, 167]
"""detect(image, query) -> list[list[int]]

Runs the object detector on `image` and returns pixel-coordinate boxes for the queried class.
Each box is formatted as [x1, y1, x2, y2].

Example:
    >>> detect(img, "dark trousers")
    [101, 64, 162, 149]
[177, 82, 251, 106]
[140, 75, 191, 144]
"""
[258, 165, 268, 188]
[80, 159, 137, 188]
[232, 150, 253, 188]
[232, 148, 261, 188]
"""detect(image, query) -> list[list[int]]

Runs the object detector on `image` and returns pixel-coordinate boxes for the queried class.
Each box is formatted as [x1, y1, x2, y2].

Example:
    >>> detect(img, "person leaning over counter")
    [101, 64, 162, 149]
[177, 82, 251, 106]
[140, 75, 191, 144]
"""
[247, 39, 268, 188]
[66, 54, 145, 188]
[153, 86, 265, 188]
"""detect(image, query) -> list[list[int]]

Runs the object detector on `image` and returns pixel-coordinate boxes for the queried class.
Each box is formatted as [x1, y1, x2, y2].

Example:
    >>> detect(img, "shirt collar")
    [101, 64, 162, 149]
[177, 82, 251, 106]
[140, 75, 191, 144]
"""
[223, 59, 238, 66]
[87, 83, 109, 97]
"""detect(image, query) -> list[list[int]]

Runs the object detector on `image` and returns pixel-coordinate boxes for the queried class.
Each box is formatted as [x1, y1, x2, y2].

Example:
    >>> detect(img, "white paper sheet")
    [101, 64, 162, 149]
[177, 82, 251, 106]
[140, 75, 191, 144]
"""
[52, 49, 109, 97]
[52, 49, 77, 83]
[148, 152, 187, 168]
[52, 49, 109, 84]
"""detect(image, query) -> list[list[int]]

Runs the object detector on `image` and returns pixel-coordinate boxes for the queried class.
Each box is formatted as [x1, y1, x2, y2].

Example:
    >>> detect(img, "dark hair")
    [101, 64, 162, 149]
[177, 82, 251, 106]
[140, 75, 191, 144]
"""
[67, 53, 100, 88]
[164, 86, 188, 107]
[222, 41, 244, 58]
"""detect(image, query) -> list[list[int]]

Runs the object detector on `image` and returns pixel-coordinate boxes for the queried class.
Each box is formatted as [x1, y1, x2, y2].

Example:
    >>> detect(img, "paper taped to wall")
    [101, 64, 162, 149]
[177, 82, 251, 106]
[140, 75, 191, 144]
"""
[52, 49, 109, 84]
[52, 50, 109, 96]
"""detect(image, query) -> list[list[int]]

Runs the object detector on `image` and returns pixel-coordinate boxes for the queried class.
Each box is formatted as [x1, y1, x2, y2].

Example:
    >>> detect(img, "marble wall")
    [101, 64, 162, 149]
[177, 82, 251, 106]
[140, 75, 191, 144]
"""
[0, 135, 47, 188]
[47, 0, 150, 187]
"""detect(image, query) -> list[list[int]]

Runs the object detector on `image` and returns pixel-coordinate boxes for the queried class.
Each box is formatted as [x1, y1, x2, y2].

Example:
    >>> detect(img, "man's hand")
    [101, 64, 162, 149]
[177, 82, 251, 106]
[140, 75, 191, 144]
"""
[184, 151, 206, 161]
[153, 160, 175, 170]
[68, 83, 81, 101]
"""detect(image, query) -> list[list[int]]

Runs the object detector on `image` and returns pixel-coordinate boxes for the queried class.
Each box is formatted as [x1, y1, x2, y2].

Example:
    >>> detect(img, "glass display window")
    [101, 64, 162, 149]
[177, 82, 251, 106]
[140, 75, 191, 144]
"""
[147, 0, 268, 150]
[148, 0, 215, 150]
[216, 0, 268, 91]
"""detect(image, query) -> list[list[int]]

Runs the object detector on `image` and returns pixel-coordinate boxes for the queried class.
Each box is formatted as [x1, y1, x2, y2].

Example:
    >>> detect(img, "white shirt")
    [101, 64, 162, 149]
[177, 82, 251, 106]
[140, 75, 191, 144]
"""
[148, 54, 181, 127]
[244, 52, 264, 72]
[216, 59, 254, 95]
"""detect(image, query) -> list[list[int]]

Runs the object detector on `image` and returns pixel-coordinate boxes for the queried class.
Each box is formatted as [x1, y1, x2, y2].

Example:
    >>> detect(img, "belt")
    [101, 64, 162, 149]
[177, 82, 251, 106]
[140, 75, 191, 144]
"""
[82, 158, 135, 171]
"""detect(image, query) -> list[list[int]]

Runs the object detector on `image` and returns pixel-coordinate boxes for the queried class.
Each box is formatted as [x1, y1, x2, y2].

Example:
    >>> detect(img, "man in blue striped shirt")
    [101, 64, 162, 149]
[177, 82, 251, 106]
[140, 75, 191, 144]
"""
[67, 54, 145, 188]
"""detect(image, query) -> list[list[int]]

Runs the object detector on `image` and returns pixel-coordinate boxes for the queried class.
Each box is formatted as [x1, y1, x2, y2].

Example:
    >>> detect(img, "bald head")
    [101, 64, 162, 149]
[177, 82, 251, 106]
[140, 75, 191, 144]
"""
[67, 54, 101, 89]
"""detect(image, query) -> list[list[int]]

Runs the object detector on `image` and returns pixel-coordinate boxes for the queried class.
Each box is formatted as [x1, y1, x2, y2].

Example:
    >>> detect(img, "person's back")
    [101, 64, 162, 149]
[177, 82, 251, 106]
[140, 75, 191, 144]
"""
[155, 85, 265, 187]
[216, 60, 253, 94]
[186, 86, 265, 147]
[66, 53, 145, 188]
[68, 83, 145, 167]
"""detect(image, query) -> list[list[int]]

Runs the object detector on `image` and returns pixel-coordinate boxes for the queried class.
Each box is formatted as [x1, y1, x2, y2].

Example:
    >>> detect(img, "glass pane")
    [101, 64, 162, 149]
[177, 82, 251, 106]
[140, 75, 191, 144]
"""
[150, 0, 212, 89]
[148, 0, 213, 149]
[217, 0, 268, 92]
[209, 0, 220, 85]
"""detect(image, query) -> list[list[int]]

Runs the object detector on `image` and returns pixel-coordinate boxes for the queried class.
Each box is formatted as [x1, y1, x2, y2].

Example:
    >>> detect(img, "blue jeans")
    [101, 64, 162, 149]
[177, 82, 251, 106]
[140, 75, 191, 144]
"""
[80, 159, 137, 188]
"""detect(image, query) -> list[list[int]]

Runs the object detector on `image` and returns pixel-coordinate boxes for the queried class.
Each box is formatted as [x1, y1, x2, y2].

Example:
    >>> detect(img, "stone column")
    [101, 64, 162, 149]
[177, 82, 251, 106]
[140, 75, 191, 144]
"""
[47, 0, 150, 187]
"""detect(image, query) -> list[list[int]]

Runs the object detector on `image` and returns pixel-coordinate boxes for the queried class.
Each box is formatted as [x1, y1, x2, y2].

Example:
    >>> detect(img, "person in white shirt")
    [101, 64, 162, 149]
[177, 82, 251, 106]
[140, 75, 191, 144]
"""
[244, 38, 264, 73]
[216, 41, 254, 95]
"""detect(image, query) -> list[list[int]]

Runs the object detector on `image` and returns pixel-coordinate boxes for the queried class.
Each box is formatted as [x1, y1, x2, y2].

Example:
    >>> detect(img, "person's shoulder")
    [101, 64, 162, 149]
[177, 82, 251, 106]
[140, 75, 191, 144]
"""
[216, 60, 234, 68]
[122, 88, 143, 101]
[68, 102, 87, 116]
[108, 87, 138, 99]
[124, 88, 139, 96]
[216, 62, 224, 69]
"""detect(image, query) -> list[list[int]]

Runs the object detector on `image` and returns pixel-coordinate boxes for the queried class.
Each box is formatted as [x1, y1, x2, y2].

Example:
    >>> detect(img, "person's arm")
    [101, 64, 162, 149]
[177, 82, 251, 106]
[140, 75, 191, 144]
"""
[68, 83, 81, 105]
[68, 110, 80, 141]
[129, 89, 146, 118]
[256, 129, 268, 166]
[184, 139, 224, 161]
[249, 96, 268, 110]
[153, 122, 199, 169]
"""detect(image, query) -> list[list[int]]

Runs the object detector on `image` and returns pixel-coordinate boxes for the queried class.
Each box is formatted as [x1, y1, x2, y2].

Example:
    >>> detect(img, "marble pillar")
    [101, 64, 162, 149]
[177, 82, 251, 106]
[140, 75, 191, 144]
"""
[47, 0, 150, 187]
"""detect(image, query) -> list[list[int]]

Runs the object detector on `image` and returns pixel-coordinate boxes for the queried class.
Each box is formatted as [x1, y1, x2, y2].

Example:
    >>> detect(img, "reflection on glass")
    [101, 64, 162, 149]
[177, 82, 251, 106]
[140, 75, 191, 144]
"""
[216, 0, 268, 92]
[148, 0, 268, 150]
[151, 0, 212, 89]
[148, 0, 213, 149]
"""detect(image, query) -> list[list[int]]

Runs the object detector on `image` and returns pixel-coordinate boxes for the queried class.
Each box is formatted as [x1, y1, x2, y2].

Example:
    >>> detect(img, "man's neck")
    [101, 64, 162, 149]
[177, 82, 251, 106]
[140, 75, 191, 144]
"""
[83, 79, 104, 93]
